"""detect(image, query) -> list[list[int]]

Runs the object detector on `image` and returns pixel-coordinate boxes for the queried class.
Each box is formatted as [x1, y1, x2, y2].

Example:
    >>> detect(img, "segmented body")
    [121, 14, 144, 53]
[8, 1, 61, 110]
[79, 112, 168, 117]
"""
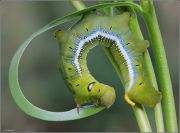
[72, 28, 136, 91]
[56, 12, 161, 108]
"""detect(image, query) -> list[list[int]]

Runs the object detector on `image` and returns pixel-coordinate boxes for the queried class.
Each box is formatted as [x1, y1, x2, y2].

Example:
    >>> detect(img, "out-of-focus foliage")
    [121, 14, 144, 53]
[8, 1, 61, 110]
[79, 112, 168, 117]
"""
[1, 1, 179, 132]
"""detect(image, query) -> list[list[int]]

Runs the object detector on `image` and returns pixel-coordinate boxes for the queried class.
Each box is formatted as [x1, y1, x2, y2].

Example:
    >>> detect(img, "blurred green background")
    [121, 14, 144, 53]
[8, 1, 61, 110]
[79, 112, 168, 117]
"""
[1, 0, 179, 132]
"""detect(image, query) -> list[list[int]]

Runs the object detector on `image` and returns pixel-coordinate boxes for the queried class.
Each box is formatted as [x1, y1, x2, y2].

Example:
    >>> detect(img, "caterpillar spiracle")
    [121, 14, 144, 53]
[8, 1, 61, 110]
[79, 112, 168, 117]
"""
[55, 12, 161, 110]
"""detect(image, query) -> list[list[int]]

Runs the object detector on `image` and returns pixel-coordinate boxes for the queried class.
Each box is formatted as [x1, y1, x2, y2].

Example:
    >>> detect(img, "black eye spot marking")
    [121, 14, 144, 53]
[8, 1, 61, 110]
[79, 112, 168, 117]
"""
[88, 82, 96, 92]
[126, 42, 130, 45]
[136, 64, 140, 66]
[86, 28, 89, 32]
[58, 29, 61, 31]
[69, 46, 72, 49]
[68, 68, 72, 70]
[139, 82, 143, 86]
[76, 84, 79, 86]
[110, 26, 112, 30]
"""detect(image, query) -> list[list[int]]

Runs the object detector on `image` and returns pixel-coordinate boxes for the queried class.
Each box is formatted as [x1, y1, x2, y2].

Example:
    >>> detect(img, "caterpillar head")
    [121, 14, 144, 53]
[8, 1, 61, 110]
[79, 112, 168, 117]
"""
[99, 84, 116, 108]
[74, 81, 116, 108]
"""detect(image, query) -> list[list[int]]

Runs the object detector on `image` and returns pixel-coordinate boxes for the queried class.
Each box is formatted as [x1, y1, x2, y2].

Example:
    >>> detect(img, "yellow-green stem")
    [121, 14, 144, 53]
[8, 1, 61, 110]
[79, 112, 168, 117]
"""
[132, 105, 152, 132]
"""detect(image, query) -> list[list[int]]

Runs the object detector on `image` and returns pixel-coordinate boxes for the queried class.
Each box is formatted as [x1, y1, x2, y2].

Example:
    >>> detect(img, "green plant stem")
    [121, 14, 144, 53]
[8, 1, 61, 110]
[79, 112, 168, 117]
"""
[140, 0, 178, 132]
[128, 7, 164, 132]
[144, 52, 165, 132]
[132, 105, 152, 132]
[101, 3, 152, 132]
[71, 1, 152, 132]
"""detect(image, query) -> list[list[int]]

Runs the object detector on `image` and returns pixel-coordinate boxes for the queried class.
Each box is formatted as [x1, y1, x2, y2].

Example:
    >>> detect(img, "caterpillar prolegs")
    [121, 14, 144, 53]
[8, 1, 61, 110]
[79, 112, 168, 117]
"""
[55, 12, 161, 110]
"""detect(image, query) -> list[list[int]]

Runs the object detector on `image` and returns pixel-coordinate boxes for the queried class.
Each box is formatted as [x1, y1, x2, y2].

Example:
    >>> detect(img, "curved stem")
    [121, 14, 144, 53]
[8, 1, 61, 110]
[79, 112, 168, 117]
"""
[9, 9, 106, 121]
[71, 1, 143, 15]
[8, 0, 147, 122]
[140, 0, 178, 132]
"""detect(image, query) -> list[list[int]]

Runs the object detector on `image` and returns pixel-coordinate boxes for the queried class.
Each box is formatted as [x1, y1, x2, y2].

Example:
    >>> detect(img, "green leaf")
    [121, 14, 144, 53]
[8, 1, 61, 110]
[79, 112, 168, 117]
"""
[9, 1, 141, 121]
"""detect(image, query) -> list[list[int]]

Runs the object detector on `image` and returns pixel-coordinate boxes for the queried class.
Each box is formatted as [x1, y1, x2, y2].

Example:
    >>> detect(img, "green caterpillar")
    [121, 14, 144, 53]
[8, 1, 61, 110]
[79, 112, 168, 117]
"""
[55, 12, 161, 110]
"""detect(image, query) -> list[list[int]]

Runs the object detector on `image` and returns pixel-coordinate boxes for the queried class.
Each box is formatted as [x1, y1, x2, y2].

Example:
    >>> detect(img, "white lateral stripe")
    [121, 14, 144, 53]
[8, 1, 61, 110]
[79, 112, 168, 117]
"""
[73, 30, 135, 90]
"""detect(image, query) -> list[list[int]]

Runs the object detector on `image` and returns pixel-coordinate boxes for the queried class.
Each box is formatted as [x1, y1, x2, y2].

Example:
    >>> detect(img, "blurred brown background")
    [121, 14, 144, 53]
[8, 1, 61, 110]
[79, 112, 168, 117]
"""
[1, 0, 179, 132]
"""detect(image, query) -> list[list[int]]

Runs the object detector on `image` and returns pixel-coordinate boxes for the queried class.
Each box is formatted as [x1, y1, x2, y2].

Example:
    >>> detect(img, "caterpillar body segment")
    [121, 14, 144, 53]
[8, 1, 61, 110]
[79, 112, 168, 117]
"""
[56, 12, 161, 108]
